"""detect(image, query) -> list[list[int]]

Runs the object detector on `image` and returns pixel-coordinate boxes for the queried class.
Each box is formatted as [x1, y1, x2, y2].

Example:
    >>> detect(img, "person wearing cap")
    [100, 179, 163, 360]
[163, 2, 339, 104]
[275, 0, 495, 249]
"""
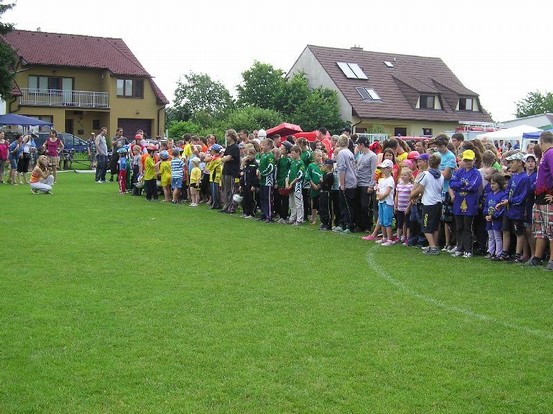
[170, 148, 185, 204]
[355, 135, 377, 233]
[373, 159, 395, 246]
[494, 152, 531, 262]
[116, 147, 130, 194]
[449, 150, 483, 258]
[522, 153, 538, 260]
[143, 145, 159, 201]
[527, 131, 553, 269]
[258, 138, 276, 222]
[157, 150, 172, 202]
[409, 152, 444, 255]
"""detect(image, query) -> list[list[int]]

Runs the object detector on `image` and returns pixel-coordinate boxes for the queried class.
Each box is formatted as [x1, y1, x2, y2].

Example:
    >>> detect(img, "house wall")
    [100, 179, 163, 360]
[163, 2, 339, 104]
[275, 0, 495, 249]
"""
[500, 114, 553, 130]
[288, 48, 353, 123]
[353, 117, 460, 137]
[11, 66, 164, 139]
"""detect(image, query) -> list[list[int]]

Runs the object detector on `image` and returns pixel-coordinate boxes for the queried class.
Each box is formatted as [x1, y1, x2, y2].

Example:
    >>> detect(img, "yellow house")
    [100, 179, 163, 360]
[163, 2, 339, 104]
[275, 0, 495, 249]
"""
[2, 29, 168, 139]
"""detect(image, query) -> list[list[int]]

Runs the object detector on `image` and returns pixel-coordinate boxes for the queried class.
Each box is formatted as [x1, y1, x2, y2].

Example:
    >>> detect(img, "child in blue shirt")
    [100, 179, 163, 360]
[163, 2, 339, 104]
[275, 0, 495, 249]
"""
[495, 152, 531, 261]
[485, 173, 507, 259]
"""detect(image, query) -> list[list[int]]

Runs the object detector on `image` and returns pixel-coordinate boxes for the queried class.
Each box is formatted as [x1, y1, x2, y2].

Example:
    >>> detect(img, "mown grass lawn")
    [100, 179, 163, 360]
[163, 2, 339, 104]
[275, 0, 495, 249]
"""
[1, 172, 553, 413]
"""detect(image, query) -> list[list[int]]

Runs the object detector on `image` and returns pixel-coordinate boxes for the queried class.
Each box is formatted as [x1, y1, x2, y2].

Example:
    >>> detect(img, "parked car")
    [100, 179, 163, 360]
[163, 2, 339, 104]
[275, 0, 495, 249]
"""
[33, 132, 88, 153]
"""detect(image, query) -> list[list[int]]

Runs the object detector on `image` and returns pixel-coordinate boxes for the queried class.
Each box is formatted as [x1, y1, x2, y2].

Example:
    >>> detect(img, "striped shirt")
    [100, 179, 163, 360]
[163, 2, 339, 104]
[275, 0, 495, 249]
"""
[171, 158, 184, 179]
[396, 182, 413, 212]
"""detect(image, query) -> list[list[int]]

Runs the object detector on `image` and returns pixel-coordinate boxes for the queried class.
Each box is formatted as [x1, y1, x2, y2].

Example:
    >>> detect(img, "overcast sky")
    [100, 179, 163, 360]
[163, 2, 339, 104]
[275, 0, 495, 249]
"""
[5, 0, 552, 122]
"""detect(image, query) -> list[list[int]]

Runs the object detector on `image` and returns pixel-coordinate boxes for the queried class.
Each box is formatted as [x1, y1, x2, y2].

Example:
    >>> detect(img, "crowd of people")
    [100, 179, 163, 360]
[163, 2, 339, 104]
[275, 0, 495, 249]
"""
[2, 125, 552, 270]
[93, 126, 552, 271]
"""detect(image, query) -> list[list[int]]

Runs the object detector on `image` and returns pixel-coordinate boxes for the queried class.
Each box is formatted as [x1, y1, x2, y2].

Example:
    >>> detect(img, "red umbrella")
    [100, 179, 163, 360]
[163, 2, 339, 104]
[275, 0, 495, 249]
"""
[292, 131, 318, 142]
[266, 123, 302, 137]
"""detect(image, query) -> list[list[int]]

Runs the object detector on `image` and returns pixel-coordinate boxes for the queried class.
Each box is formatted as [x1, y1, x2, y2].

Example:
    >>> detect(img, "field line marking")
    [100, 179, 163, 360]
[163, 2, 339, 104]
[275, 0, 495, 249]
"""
[365, 247, 553, 340]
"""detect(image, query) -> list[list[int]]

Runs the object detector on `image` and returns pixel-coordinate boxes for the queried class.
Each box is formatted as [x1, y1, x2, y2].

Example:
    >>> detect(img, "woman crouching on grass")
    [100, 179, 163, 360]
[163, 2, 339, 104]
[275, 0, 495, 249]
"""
[30, 155, 54, 194]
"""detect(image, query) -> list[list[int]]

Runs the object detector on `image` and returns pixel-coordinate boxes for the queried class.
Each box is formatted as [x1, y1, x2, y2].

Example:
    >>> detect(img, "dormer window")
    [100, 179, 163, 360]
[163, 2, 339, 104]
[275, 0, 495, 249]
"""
[418, 95, 441, 110]
[458, 97, 473, 111]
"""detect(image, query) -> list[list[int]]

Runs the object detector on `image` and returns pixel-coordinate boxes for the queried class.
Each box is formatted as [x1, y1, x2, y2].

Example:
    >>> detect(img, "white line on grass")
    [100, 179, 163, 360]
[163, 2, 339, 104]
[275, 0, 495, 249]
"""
[366, 247, 553, 341]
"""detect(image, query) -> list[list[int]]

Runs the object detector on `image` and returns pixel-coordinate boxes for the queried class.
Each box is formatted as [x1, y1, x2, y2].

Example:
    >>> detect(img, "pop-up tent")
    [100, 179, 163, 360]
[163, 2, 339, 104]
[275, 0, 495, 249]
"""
[475, 124, 541, 141]
[266, 123, 302, 137]
[0, 113, 53, 127]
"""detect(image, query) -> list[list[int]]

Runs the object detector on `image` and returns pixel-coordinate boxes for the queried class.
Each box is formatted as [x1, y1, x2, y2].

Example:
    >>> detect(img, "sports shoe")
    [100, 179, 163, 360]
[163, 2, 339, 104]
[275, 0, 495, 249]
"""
[381, 240, 394, 247]
[442, 245, 451, 252]
[421, 246, 430, 253]
[375, 238, 387, 244]
[362, 234, 376, 241]
[424, 247, 440, 255]
[525, 257, 543, 267]
[31, 188, 39, 194]
[492, 253, 509, 262]
[451, 251, 463, 257]
[448, 246, 458, 253]
[546, 262, 553, 271]
[463, 252, 473, 258]
[485, 253, 493, 259]
[292, 221, 302, 226]
[244, 215, 253, 219]
[341, 229, 352, 234]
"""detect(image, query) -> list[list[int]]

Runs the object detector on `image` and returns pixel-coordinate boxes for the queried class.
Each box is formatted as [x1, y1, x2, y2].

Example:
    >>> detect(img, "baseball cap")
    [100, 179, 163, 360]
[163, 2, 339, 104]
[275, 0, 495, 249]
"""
[524, 153, 536, 161]
[257, 129, 267, 138]
[407, 151, 420, 160]
[462, 149, 475, 160]
[377, 159, 394, 169]
[211, 144, 222, 152]
[416, 153, 429, 161]
[159, 150, 169, 160]
[324, 159, 336, 165]
[505, 152, 525, 162]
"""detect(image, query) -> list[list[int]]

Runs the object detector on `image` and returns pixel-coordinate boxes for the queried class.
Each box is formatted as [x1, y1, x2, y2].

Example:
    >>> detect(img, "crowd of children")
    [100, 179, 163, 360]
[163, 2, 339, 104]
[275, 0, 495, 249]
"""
[107, 128, 553, 271]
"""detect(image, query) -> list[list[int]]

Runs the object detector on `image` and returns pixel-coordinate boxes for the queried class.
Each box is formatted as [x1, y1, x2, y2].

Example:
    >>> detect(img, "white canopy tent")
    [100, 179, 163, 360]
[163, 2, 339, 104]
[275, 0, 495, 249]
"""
[475, 124, 541, 142]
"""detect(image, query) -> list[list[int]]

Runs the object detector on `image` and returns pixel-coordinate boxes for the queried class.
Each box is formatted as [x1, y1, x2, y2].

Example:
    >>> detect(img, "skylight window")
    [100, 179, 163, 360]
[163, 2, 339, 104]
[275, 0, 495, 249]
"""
[356, 87, 381, 101]
[384, 61, 394, 68]
[337, 62, 368, 79]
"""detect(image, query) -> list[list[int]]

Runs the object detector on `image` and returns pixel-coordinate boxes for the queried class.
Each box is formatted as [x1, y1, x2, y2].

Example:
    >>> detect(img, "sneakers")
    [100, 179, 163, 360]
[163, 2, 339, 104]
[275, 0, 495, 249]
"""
[448, 246, 458, 254]
[424, 247, 440, 255]
[292, 221, 302, 226]
[463, 252, 473, 258]
[375, 238, 387, 244]
[362, 234, 376, 241]
[525, 257, 543, 267]
[546, 262, 553, 271]
[442, 245, 452, 252]
[31, 188, 39, 194]
[381, 240, 394, 247]
[491, 253, 509, 262]
[244, 215, 253, 219]
[451, 251, 463, 257]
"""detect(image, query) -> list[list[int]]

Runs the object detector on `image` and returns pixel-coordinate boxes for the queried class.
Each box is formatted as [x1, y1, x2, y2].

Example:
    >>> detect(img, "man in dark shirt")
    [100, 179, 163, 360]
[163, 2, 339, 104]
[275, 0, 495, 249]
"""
[221, 129, 241, 213]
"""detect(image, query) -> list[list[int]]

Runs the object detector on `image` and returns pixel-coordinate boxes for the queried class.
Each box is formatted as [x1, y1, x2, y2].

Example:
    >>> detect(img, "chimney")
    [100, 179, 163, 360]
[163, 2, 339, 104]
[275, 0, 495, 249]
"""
[350, 45, 363, 51]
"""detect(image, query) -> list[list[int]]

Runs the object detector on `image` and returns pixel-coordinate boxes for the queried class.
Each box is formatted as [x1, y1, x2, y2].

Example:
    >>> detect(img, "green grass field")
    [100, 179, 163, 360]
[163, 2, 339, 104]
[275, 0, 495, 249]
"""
[2, 172, 553, 413]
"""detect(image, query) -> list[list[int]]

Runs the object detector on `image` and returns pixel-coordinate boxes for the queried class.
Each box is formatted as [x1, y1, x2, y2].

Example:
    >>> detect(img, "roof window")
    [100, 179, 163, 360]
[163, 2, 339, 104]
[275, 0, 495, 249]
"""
[337, 62, 368, 79]
[356, 87, 381, 101]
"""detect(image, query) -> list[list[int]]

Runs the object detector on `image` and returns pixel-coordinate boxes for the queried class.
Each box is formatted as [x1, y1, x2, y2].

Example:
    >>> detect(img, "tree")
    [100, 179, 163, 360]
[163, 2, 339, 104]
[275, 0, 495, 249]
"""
[0, 0, 17, 102]
[275, 72, 311, 118]
[236, 61, 286, 109]
[173, 72, 234, 120]
[515, 90, 553, 118]
[224, 106, 283, 133]
[291, 87, 344, 133]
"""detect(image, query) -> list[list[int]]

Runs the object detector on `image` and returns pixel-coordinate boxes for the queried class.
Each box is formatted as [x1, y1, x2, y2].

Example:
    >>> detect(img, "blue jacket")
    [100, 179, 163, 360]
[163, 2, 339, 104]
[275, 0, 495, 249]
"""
[504, 171, 531, 220]
[449, 167, 482, 216]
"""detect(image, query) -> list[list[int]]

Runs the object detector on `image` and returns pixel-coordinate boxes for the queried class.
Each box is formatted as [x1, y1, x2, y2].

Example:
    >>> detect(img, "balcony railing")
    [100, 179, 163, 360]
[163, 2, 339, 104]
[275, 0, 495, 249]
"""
[19, 88, 109, 109]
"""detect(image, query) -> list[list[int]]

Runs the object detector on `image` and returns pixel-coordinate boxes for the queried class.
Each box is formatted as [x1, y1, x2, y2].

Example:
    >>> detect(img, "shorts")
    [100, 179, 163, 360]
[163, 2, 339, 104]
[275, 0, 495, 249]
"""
[8, 156, 17, 169]
[47, 155, 59, 166]
[378, 202, 394, 227]
[532, 204, 553, 240]
[171, 177, 183, 190]
[311, 195, 320, 210]
[441, 192, 454, 222]
[502, 215, 525, 236]
[422, 203, 441, 233]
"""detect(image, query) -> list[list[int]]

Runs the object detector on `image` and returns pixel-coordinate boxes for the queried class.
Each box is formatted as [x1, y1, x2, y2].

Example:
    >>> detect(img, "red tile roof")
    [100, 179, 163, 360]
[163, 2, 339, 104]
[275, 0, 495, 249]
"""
[2, 30, 168, 104]
[304, 45, 493, 123]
